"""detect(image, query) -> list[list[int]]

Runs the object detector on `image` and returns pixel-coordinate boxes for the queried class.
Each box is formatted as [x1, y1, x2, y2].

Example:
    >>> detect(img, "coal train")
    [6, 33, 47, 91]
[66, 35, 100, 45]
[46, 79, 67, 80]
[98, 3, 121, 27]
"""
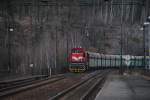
[68, 48, 144, 72]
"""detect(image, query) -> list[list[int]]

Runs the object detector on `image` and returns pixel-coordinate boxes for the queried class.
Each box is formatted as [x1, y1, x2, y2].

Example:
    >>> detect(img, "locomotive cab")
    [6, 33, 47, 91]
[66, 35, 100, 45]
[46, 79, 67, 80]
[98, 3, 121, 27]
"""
[68, 48, 87, 72]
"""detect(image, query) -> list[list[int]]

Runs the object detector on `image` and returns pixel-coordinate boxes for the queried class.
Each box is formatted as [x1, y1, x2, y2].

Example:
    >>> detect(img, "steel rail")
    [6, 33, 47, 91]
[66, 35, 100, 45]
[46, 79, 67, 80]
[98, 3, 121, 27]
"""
[0, 74, 66, 97]
[80, 75, 105, 100]
[49, 71, 108, 100]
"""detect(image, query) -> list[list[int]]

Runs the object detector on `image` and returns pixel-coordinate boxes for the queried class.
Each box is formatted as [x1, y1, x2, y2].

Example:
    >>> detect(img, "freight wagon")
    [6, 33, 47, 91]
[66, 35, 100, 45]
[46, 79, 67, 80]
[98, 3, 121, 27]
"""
[68, 48, 144, 72]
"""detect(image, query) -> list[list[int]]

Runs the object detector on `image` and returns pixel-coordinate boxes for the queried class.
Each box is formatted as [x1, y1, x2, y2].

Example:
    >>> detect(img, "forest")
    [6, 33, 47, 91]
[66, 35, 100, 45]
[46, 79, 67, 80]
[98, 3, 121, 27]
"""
[0, 0, 150, 76]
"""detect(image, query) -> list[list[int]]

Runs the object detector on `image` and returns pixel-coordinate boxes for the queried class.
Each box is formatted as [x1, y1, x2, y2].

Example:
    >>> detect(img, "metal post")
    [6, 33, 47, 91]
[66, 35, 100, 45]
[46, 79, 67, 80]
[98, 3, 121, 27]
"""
[120, 0, 123, 74]
[67, 32, 68, 66]
[97, 57, 98, 70]
[101, 56, 103, 69]
[55, 1, 59, 74]
[55, 26, 58, 74]
[120, 22, 123, 74]
[7, 0, 14, 73]
[143, 26, 146, 69]
[67, 6, 71, 68]
[8, 27, 14, 73]
[110, 56, 111, 68]
[8, 28, 11, 72]
[148, 25, 150, 70]
[115, 57, 116, 67]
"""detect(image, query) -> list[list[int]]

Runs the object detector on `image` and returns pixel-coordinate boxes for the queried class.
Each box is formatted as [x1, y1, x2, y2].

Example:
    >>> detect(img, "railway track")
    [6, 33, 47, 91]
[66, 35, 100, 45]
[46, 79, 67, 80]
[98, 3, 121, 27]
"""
[0, 75, 47, 91]
[49, 71, 108, 100]
[0, 74, 66, 97]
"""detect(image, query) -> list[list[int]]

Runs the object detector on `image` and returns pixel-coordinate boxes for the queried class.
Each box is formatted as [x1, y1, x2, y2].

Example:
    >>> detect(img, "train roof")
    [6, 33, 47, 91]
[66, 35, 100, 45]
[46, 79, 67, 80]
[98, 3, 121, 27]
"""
[86, 52, 121, 58]
[86, 52, 144, 59]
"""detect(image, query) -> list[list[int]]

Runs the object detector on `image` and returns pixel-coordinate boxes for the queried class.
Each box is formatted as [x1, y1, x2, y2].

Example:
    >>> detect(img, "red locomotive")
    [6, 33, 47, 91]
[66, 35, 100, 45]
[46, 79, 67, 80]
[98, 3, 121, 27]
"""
[68, 48, 88, 72]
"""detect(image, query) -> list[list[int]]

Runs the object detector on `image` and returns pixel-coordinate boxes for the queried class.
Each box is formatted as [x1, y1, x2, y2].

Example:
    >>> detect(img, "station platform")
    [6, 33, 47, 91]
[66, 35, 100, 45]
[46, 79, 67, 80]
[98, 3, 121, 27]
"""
[95, 72, 150, 100]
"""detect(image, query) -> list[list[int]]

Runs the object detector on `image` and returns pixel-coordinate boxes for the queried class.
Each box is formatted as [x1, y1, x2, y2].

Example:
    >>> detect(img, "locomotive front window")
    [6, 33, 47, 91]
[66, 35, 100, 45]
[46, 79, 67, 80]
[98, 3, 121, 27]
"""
[71, 49, 82, 53]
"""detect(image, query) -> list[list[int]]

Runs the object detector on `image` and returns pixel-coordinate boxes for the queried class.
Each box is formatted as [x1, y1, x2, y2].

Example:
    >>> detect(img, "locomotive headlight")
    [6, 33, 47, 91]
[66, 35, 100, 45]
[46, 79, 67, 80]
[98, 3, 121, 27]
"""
[78, 56, 83, 59]
[72, 56, 78, 60]
[72, 56, 84, 61]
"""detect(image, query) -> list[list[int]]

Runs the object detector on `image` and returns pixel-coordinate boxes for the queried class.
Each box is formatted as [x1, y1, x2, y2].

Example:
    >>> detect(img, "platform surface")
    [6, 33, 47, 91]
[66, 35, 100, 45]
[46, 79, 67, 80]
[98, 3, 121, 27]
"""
[95, 73, 150, 100]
